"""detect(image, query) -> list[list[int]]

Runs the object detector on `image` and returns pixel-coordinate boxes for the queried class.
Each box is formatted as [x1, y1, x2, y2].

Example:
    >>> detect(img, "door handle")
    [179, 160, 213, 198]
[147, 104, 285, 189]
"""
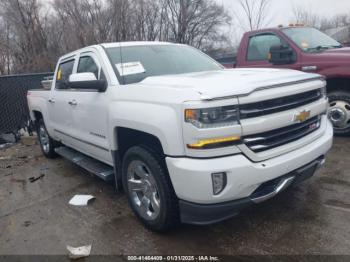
[68, 100, 78, 106]
[48, 98, 55, 104]
[301, 66, 317, 71]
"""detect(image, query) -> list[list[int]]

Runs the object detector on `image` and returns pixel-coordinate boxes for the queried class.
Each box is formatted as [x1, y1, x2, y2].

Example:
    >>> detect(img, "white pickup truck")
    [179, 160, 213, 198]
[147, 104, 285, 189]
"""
[27, 42, 333, 231]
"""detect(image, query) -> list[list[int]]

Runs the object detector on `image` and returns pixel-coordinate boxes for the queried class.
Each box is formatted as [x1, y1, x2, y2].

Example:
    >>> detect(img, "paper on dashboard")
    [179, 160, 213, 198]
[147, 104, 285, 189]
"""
[116, 62, 146, 76]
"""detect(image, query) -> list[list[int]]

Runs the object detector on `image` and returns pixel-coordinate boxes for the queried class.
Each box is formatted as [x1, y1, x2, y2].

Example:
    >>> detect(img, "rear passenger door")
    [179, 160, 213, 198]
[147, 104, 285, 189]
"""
[48, 58, 76, 142]
[68, 52, 112, 165]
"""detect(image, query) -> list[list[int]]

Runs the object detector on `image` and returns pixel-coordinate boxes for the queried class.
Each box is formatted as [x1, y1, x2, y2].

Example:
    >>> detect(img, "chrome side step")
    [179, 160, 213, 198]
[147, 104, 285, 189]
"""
[55, 146, 114, 182]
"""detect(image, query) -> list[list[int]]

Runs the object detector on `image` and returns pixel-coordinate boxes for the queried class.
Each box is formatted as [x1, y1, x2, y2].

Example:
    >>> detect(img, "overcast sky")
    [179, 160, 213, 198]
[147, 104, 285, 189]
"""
[216, 0, 350, 44]
[218, 0, 350, 26]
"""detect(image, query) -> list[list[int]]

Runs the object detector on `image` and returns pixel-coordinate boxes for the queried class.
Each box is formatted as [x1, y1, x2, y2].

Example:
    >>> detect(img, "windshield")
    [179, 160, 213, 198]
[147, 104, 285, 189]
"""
[282, 27, 342, 52]
[105, 44, 222, 85]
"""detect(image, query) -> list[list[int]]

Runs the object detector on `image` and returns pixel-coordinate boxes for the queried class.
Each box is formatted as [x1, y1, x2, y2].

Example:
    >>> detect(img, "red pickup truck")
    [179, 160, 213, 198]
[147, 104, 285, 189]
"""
[225, 26, 350, 135]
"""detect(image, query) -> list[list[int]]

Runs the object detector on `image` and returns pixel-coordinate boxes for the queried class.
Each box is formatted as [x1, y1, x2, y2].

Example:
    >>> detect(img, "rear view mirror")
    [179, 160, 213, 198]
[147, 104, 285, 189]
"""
[68, 73, 107, 92]
[269, 45, 296, 65]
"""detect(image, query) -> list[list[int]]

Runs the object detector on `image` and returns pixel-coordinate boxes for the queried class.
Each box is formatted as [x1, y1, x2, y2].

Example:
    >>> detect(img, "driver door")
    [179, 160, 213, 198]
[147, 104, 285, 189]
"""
[245, 33, 300, 70]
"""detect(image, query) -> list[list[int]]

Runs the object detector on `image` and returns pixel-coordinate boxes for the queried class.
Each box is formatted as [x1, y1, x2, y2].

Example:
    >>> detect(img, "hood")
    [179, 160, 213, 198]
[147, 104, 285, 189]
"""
[312, 47, 350, 61]
[304, 47, 350, 68]
[322, 47, 350, 55]
[140, 68, 321, 100]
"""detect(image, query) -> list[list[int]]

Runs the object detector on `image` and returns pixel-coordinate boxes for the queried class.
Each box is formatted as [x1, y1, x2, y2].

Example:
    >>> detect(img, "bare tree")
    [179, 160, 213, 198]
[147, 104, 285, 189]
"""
[0, 18, 11, 75]
[292, 5, 350, 31]
[52, 0, 231, 49]
[0, 0, 52, 73]
[319, 14, 350, 31]
[53, 0, 113, 48]
[0, 0, 232, 74]
[164, 0, 231, 48]
[292, 5, 321, 28]
[132, 0, 164, 41]
[234, 0, 272, 31]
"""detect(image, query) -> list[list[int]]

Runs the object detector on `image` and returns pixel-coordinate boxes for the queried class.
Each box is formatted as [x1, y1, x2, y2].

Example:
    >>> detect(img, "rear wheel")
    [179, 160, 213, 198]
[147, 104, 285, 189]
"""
[328, 91, 350, 136]
[37, 119, 58, 158]
[122, 146, 179, 232]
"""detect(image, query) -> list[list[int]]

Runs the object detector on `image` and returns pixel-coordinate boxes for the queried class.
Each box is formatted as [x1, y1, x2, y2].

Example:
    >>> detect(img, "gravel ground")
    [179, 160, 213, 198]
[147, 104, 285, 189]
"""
[0, 137, 349, 256]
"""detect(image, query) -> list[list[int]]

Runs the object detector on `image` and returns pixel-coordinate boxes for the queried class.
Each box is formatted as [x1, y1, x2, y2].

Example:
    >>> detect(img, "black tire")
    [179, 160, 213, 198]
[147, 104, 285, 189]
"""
[36, 118, 58, 158]
[328, 91, 350, 136]
[122, 146, 179, 232]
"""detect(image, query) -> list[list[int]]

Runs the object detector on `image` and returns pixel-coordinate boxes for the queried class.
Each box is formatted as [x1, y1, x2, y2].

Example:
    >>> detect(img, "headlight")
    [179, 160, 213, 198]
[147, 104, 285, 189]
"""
[185, 105, 239, 128]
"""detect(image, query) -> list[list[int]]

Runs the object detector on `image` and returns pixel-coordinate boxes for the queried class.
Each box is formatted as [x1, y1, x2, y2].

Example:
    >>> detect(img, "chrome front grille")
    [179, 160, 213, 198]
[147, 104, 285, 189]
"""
[243, 116, 321, 153]
[239, 89, 322, 119]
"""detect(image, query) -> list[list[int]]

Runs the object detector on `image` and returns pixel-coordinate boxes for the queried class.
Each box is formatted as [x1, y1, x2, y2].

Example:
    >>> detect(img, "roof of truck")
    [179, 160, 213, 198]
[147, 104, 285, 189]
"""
[59, 41, 179, 61]
[101, 41, 176, 48]
[246, 25, 310, 35]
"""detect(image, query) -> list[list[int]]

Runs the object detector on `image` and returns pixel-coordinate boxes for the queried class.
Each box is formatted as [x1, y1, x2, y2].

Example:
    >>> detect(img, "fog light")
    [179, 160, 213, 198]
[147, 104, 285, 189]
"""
[212, 172, 227, 195]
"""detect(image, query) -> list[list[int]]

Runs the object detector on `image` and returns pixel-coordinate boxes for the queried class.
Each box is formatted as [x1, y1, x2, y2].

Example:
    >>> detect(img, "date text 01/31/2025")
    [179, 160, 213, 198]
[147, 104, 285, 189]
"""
[127, 255, 220, 261]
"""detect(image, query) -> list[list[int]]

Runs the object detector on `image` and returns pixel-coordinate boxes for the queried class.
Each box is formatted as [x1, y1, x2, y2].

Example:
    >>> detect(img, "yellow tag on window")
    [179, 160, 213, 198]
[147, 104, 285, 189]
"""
[57, 68, 62, 81]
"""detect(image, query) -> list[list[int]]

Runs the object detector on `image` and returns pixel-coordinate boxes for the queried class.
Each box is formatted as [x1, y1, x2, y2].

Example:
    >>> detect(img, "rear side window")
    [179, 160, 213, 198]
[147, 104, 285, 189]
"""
[247, 34, 282, 61]
[77, 56, 99, 79]
[56, 60, 74, 89]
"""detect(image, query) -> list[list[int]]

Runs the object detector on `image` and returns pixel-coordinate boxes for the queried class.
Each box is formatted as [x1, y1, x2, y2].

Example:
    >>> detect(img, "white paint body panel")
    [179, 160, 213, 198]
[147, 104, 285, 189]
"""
[167, 119, 333, 204]
[27, 42, 333, 205]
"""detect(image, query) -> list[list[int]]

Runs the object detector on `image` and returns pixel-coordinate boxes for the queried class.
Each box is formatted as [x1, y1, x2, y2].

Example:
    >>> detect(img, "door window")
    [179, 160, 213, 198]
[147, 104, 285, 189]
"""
[77, 56, 99, 79]
[247, 34, 282, 61]
[56, 60, 74, 89]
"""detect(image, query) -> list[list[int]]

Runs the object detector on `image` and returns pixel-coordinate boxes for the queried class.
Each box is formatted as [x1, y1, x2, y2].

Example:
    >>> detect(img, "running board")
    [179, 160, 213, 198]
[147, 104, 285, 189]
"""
[55, 146, 114, 182]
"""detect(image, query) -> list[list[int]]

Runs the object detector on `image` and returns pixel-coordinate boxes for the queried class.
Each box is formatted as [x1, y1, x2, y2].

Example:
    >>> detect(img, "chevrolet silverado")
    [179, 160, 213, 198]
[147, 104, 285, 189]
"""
[27, 42, 333, 231]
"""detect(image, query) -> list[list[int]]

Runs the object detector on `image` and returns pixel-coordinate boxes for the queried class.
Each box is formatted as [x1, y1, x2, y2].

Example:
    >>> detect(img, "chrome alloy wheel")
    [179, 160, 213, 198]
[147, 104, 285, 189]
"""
[39, 125, 50, 153]
[329, 100, 350, 130]
[127, 160, 161, 221]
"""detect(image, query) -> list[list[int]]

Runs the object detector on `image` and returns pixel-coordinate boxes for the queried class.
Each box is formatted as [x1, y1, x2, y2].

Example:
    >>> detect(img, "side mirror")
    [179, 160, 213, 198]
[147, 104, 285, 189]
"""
[68, 73, 107, 92]
[269, 45, 295, 65]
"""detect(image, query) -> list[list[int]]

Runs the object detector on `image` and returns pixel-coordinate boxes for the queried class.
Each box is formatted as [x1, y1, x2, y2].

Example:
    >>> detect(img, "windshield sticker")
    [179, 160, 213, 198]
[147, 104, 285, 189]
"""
[301, 42, 309, 49]
[116, 62, 146, 76]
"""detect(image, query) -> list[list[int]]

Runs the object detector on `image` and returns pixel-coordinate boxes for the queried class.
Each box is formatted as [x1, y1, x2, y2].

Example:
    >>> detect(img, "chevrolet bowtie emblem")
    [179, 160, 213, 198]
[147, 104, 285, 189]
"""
[294, 110, 311, 122]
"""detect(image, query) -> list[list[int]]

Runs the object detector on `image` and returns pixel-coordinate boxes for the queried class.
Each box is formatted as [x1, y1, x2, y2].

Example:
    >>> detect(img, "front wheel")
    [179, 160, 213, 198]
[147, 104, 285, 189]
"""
[122, 146, 179, 232]
[328, 91, 350, 136]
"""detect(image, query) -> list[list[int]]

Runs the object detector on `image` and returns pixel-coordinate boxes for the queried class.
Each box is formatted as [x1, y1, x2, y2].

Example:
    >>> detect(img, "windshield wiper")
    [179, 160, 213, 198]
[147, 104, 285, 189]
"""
[308, 45, 343, 51]
[315, 45, 332, 50]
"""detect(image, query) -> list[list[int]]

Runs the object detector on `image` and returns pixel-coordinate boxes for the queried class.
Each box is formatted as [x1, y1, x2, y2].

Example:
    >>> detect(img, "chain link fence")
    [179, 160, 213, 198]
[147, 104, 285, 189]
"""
[0, 73, 53, 137]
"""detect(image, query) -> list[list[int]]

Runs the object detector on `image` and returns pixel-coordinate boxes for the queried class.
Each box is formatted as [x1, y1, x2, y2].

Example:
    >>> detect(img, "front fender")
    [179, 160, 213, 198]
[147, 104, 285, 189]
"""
[318, 66, 350, 79]
[108, 101, 184, 156]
